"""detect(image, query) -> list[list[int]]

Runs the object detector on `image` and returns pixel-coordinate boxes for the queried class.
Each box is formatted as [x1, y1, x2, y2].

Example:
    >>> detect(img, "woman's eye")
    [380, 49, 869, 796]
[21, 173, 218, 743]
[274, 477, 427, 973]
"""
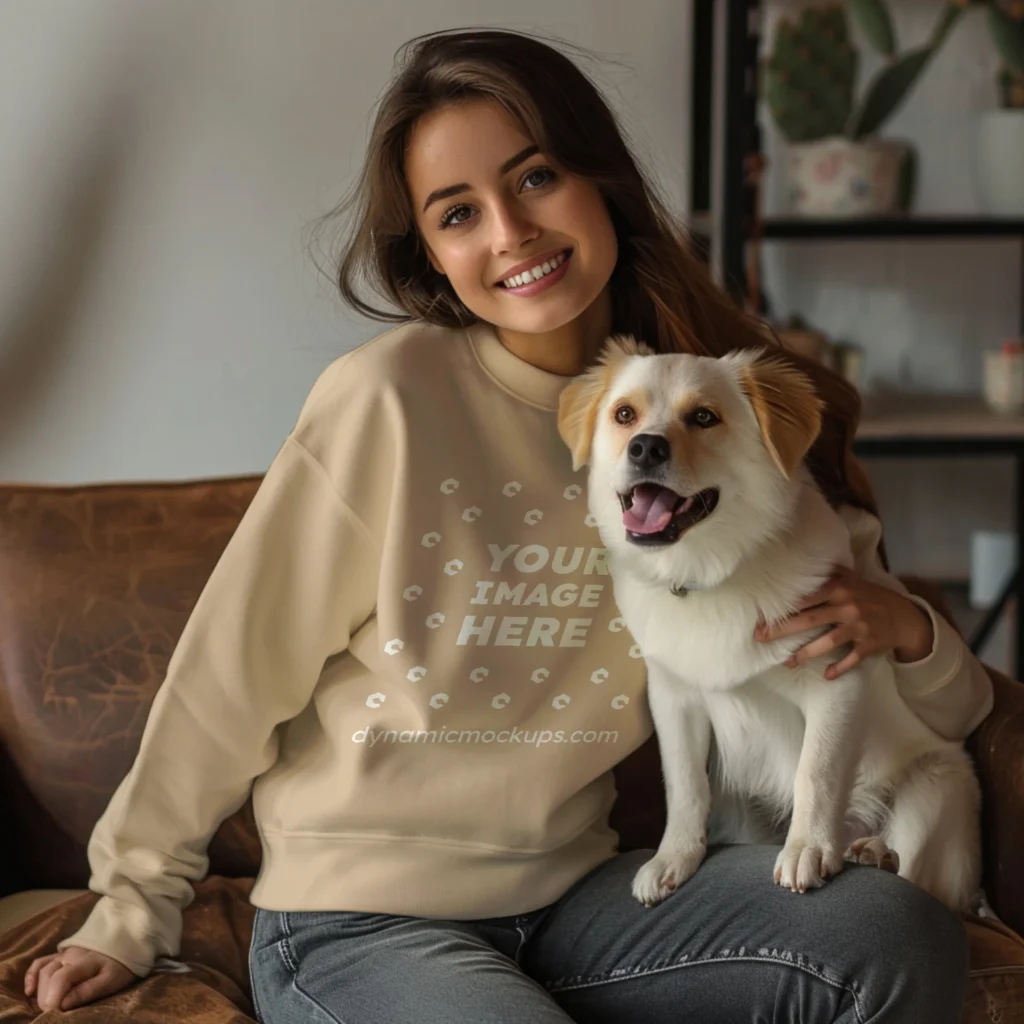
[522, 166, 556, 190]
[438, 168, 555, 230]
[439, 204, 473, 229]
[614, 405, 635, 425]
[690, 407, 720, 428]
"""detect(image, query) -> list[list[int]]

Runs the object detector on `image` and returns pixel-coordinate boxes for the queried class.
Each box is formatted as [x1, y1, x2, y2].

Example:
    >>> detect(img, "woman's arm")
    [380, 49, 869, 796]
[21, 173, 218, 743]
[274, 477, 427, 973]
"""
[836, 504, 994, 741]
[754, 504, 994, 741]
[54, 434, 380, 977]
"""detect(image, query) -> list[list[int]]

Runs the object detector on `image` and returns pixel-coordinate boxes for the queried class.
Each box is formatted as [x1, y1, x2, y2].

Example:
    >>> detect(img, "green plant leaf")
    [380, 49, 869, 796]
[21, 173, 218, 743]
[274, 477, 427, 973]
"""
[849, 47, 934, 138]
[850, 0, 896, 55]
[931, 2, 967, 48]
[989, 4, 1024, 76]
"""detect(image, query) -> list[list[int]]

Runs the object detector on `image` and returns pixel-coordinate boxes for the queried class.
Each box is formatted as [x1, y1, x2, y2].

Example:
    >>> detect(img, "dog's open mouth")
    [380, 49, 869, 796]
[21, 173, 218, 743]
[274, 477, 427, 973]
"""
[619, 484, 720, 545]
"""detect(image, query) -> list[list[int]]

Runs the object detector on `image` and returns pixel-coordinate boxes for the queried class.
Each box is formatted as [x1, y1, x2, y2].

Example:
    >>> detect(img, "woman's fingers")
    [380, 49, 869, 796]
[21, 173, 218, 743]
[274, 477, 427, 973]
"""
[27, 946, 136, 1012]
[786, 625, 856, 667]
[59, 968, 118, 1011]
[757, 603, 849, 642]
[34, 959, 84, 1012]
[23, 954, 54, 995]
[826, 647, 864, 680]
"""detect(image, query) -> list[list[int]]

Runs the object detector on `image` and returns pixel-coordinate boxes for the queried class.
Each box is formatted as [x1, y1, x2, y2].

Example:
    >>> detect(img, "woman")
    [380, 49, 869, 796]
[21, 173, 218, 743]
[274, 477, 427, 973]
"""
[26, 27, 991, 1023]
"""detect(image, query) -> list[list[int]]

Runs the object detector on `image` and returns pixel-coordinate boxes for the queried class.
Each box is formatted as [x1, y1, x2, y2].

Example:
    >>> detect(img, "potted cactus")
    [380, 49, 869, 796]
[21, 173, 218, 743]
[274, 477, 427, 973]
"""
[971, 0, 1024, 214]
[765, 1, 964, 217]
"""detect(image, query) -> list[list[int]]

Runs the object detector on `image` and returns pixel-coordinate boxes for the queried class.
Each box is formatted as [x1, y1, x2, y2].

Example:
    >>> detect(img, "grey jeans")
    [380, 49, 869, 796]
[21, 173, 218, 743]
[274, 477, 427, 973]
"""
[248, 844, 968, 1023]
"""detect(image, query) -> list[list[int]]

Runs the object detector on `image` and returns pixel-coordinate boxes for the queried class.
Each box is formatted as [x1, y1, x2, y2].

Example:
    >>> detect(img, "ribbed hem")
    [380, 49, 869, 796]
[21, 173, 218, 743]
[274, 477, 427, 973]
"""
[465, 322, 575, 411]
[250, 827, 619, 919]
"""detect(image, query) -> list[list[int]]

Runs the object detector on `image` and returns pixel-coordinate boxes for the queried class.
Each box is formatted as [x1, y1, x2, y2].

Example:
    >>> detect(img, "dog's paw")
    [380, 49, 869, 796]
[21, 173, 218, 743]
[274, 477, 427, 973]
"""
[774, 839, 844, 893]
[844, 836, 900, 874]
[632, 844, 706, 907]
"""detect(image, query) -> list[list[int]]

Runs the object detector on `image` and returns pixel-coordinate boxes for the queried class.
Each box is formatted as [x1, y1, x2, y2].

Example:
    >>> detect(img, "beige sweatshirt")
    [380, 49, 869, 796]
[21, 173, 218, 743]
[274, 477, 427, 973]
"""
[59, 320, 993, 977]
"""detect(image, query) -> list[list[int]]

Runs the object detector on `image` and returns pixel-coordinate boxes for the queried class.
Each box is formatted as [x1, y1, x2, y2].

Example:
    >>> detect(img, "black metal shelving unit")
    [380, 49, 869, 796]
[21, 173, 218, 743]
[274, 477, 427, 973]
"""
[691, 0, 1024, 676]
[763, 216, 1024, 241]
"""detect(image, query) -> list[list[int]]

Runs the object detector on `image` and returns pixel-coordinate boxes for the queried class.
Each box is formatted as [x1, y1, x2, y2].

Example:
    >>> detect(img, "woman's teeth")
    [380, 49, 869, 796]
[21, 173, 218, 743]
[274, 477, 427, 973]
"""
[501, 250, 568, 289]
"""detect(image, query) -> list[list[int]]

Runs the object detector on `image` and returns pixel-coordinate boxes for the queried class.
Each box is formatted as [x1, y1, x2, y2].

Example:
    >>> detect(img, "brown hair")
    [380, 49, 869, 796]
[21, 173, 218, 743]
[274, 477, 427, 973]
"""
[311, 28, 879, 522]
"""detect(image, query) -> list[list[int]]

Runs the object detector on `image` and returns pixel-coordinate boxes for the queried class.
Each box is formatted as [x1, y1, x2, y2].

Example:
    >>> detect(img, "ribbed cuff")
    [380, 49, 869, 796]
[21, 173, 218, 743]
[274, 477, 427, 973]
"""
[56, 902, 158, 979]
[887, 596, 963, 696]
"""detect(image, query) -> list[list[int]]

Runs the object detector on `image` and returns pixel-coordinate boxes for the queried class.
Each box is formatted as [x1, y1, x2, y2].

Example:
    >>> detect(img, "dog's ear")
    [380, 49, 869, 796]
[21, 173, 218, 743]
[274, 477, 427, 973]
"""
[601, 333, 657, 360]
[557, 334, 652, 470]
[558, 365, 611, 471]
[738, 357, 823, 479]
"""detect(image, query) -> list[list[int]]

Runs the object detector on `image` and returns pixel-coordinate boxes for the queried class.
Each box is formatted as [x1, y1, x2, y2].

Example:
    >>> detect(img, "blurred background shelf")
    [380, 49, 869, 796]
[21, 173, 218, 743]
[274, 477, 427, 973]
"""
[856, 395, 1024, 445]
[688, 213, 1024, 241]
[689, 1, 1024, 677]
[761, 217, 1024, 240]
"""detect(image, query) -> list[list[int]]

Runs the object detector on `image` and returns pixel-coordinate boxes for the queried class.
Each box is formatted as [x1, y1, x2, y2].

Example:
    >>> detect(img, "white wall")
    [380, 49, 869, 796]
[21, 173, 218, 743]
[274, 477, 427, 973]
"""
[760, 0, 1020, 580]
[0, 0, 691, 484]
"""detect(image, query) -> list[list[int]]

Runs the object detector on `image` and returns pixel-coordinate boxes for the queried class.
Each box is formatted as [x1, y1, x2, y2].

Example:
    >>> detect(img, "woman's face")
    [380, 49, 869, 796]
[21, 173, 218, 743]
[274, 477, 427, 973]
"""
[404, 99, 618, 337]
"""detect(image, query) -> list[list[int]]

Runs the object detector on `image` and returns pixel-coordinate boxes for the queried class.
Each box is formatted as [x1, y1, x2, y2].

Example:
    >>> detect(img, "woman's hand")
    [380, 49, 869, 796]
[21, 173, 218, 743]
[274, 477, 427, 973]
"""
[24, 946, 135, 1012]
[753, 566, 934, 679]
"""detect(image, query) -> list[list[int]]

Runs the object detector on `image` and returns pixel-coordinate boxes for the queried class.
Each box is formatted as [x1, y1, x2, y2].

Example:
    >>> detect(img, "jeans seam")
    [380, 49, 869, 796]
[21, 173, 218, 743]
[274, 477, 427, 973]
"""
[514, 925, 529, 966]
[248, 910, 266, 1024]
[277, 912, 351, 1024]
[278, 913, 300, 974]
[545, 952, 864, 1024]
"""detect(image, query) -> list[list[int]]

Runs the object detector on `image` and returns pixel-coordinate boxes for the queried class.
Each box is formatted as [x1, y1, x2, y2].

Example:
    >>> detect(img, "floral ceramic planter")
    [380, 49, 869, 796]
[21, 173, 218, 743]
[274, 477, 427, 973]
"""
[785, 137, 911, 217]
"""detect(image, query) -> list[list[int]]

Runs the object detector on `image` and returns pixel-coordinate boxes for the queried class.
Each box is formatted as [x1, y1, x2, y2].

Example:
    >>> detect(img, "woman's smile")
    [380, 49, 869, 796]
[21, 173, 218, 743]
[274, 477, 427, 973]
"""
[496, 248, 572, 296]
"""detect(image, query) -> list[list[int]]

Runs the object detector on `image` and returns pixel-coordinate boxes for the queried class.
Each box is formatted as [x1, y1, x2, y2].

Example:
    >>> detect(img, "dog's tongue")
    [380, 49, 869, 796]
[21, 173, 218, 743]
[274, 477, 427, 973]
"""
[623, 484, 685, 534]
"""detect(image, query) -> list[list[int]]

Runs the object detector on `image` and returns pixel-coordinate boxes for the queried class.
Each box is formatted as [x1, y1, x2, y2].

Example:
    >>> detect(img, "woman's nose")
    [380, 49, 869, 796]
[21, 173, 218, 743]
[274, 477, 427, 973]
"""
[490, 200, 539, 254]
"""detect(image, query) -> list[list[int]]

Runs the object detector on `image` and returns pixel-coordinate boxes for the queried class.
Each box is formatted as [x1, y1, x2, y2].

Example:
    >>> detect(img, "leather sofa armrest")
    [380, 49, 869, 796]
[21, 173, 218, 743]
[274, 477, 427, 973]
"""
[966, 667, 1024, 937]
[897, 578, 1024, 932]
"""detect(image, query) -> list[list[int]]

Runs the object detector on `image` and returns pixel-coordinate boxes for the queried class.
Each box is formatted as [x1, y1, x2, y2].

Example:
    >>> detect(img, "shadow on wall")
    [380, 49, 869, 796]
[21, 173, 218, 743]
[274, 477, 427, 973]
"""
[0, 83, 141, 462]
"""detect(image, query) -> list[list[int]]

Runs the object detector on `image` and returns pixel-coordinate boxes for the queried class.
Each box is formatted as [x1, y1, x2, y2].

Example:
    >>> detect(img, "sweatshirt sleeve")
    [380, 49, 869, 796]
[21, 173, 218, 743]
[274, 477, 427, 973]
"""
[56, 434, 379, 977]
[839, 505, 993, 742]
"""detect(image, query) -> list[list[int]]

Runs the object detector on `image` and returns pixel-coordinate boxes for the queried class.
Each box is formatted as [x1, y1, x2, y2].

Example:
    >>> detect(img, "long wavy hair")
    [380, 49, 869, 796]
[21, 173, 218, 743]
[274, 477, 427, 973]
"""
[311, 27, 879, 523]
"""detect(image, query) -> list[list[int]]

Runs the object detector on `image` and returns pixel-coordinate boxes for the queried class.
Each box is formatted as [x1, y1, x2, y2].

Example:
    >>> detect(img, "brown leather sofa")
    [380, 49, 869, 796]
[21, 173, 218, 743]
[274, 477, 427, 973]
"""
[0, 476, 1022, 1022]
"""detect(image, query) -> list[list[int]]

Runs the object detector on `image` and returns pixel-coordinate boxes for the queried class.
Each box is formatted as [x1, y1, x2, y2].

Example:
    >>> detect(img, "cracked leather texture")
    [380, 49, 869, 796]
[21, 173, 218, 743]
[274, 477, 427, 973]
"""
[0, 477, 263, 892]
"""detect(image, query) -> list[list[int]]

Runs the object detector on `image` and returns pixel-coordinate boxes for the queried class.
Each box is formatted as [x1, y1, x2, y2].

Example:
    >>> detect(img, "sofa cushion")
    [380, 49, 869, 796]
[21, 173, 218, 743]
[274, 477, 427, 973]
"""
[0, 891, 86, 936]
[963, 915, 1024, 1022]
[0, 876, 256, 1022]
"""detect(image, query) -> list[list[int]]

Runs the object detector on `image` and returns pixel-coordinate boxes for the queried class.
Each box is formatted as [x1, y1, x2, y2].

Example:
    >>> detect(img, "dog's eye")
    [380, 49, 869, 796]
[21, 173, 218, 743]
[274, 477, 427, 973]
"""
[689, 407, 720, 429]
[614, 405, 636, 425]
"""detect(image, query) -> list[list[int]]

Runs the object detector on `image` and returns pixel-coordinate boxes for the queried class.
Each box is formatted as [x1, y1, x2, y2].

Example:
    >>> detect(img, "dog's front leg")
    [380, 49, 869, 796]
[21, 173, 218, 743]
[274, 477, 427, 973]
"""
[775, 667, 866, 894]
[632, 671, 711, 907]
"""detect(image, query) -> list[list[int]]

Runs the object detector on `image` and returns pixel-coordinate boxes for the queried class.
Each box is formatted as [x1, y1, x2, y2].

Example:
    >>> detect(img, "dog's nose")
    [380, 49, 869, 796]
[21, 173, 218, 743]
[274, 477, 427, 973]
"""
[628, 433, 671, 469]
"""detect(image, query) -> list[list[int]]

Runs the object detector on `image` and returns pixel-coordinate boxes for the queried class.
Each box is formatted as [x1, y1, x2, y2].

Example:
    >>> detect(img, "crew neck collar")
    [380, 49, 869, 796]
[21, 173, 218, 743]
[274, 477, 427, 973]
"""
[465, 321, 577, 411]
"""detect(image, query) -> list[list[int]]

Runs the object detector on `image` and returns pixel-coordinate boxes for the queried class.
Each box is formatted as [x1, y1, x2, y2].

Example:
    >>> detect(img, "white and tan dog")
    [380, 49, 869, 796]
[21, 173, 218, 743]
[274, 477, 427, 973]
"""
[558, 336, 981, 911]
